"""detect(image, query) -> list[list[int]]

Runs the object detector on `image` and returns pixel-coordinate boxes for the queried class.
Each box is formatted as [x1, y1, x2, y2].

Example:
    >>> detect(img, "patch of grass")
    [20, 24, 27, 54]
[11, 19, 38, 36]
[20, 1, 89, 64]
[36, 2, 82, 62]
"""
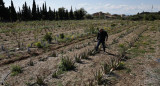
[56, 81, 63, 86]
[34, 42, 43, 48]
[52, 70, 58, 78]
[11, 65, 23, 76]
[36, 76, 45, 85]
[94, 70, 103, 85]
[43, 32, 52, 43]
[101, 63, 111, 74]
[28, 60, 34, 66]
[59, 56, 75, 71]
[137, 62, 144, 65]
[126, 68, 132, 73]
[116, 61, 126, 70]
[81, 52, 89, 59]
[60, 33, 65, 39]
[74, 54, 82, 63]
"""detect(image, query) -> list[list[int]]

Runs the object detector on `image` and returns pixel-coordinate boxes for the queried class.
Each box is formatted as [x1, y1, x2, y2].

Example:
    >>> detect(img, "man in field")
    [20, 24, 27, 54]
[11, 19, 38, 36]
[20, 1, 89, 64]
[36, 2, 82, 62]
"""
[96, 29, 108, 52]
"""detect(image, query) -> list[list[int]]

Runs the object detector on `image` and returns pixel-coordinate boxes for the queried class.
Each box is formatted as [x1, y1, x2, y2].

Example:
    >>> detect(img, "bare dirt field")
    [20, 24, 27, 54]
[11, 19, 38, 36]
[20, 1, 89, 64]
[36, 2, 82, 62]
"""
[0, 20, 160, 86]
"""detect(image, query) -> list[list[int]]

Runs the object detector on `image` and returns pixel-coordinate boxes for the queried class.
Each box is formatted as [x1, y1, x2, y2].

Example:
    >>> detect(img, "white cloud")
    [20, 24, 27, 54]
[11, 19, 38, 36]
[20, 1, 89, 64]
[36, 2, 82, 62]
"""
[77, 3, 160, 14]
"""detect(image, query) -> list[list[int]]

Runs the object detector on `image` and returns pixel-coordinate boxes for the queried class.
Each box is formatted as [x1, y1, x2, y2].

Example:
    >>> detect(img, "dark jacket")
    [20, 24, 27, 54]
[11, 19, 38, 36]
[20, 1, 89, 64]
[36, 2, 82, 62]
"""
[97, 30, 108, 42]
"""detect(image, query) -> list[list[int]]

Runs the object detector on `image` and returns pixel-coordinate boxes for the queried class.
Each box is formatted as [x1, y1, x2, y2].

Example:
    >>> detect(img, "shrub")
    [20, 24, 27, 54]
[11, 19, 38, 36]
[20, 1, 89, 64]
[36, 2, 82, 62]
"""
[43, 32, 52, 43]
[60, 33, 65, 39]
[11, 65, 22, 76]
[59, 57, 75, 71]
[34, 42, 43, 48]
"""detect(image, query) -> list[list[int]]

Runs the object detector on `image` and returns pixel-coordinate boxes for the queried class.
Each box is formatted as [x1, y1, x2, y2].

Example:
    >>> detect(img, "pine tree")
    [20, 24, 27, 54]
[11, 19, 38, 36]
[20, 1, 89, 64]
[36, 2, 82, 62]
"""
[32, 0, 37, 20]
[10, 0, 17, 21]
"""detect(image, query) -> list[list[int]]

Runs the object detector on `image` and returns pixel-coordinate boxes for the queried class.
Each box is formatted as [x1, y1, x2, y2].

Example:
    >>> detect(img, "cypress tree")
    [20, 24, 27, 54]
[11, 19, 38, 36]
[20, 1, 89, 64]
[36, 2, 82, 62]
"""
[0, 0, 10, 21]
[48, 7, 54, 20]
[10, 0, 17, 21]
[65, 10, 69, 20]
[55, 11, 59, 20]
[69, 6, 74, 20]
[28, 6, 32, 20]
[37, 5, 41, 20]
[53, 9, 55, 20]
[32, 0, 37, 20]
[58, 7, 65, 20]
[0, 0, 5, 20]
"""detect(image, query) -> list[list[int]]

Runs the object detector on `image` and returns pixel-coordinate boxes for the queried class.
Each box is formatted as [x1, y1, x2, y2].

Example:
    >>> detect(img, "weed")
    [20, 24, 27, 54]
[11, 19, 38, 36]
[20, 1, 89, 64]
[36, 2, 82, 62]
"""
[101, 63, 111, 74]
[94, 70, 103, 85]
[126, 68, 132, 73]
[34, 42, 43, 48]
[60, 33, 65, 39]
[25, 81, 32, 86]
[59, 56, 75, 71]
[11, 65, 22, 76]
[28, 60, 34, 66]
[43, 32, 52, 43]
[81, 52, 89, 59]
[36, 75, 45, 85]
[74, 54, 82, 63]
[117, 61, 126, 70]
[52, 70, 58, 78]
[50, 51, 57, 57]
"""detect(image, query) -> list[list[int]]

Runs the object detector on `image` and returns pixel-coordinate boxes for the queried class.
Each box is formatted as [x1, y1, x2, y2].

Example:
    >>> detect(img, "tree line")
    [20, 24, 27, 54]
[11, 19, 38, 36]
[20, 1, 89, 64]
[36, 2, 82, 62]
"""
[0, 0, 87, 22]
[123, 11, 160, 21]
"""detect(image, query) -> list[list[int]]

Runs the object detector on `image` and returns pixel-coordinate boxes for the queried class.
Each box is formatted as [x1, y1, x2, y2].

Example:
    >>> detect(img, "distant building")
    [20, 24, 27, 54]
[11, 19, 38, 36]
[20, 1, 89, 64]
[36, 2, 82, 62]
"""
[92, 12, 124, 19]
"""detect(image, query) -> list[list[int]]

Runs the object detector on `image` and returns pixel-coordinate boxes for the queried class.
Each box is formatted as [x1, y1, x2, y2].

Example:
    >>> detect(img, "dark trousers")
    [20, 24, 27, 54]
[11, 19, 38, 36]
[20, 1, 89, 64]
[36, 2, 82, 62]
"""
[96, 40, 106, 52]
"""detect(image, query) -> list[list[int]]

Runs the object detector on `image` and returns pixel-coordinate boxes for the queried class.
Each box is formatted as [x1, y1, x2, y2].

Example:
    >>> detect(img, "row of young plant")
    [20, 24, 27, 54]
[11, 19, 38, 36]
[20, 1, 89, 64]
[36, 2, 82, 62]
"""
[3, 26, 148, 86]
[84, 26, 149, 85]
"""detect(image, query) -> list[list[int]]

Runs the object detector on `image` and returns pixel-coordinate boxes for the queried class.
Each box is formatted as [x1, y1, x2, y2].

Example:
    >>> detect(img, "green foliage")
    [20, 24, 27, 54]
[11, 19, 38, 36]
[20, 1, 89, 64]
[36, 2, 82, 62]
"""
[43, 32, 52, 43]
[117, 61, 126, 70]
[127, 12, 160, 21]
[28, 60, 34, 66]
[85, 14, 93, 19]
[60, 33, 65, 39]
[11, 65, 22, 76]
[94, 70, 103, 85]
[36, 76, 45, 85]
[74, 54, 81, 63]
[101, 63, 111, 74]
[111, 23, 116, 27]
[34, 42, 43, 48]
[81, 52, 88, 59]
[59, 57, 75, 71]
[52, 70, 58, 78]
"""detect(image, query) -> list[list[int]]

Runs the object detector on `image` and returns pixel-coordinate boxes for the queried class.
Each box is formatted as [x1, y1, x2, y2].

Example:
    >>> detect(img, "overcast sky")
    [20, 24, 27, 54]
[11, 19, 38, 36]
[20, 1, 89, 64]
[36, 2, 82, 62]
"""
[3, 0, 160, 15]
